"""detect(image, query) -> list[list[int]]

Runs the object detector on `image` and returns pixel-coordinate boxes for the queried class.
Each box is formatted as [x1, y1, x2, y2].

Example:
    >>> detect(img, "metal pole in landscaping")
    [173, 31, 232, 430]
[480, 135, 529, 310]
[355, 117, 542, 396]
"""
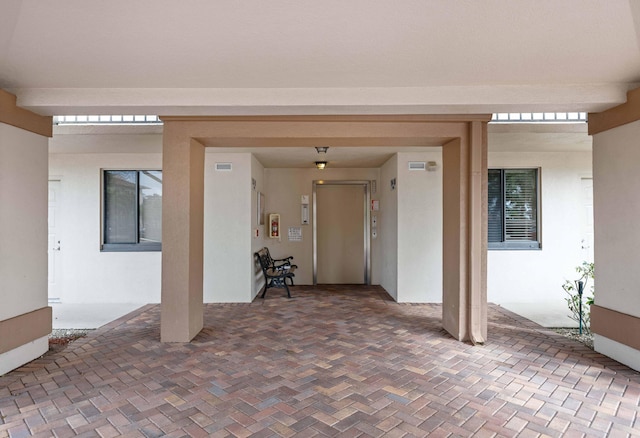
[577, 280, 584, 335]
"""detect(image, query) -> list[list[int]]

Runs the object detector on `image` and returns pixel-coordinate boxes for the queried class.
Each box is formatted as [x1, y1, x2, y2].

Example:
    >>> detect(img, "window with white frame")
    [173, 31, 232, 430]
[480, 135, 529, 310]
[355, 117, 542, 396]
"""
[102, 170, 162, 251]
[488, 168, 540, 249]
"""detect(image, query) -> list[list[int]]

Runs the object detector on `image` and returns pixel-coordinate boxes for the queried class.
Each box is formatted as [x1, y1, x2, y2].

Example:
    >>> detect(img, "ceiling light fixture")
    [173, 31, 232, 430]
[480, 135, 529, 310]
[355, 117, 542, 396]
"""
[315, 146, 329, 154]
[315, 161, 327, 170]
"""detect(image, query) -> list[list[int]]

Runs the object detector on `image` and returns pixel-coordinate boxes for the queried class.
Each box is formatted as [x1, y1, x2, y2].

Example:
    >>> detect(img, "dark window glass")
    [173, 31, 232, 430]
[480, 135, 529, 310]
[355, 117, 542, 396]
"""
[139, 171, 163, 243]
[103, 170, 162, 251]
[104, 171, 137, 244]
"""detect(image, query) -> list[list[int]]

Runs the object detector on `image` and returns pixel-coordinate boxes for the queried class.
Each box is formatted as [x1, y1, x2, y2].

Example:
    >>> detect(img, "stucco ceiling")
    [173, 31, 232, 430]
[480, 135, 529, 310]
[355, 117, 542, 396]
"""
[1, 0, 640, 116]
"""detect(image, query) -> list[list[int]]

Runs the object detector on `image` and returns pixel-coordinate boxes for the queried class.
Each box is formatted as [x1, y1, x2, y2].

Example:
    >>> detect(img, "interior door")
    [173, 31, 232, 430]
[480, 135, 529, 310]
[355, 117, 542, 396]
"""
[316, 184, 366, 284]
[48, 180, 62, 302]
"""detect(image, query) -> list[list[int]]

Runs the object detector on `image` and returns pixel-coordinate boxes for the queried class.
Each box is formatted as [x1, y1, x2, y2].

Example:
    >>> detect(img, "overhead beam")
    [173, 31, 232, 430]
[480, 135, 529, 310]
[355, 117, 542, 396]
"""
[0, 89, 52, 137]
[13, 84, 633, 116]
[589, 87, 640, 135]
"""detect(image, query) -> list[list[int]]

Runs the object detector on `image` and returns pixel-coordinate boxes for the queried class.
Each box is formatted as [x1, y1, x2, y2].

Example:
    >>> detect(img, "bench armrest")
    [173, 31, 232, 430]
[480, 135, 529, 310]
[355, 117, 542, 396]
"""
[272, 256, 293, 264]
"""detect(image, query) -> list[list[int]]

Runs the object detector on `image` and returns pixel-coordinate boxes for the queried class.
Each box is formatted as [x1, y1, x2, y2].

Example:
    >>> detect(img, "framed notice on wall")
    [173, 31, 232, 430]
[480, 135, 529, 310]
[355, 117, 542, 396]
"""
[288, 227, 302, 241]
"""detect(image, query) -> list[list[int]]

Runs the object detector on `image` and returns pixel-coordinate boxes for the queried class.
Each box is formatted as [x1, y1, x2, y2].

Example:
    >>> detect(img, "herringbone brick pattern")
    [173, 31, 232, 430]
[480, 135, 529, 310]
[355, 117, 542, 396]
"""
[1, 285, 639, 437]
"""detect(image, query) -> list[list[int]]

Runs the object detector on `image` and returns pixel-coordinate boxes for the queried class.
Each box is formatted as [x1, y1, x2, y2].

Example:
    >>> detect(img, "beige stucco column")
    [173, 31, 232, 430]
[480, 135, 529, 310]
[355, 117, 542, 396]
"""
[588, 87, 640, 371]
[160, 121, 205, 342]
[442, 121, 488, 343]
[0, 89, 53, 374]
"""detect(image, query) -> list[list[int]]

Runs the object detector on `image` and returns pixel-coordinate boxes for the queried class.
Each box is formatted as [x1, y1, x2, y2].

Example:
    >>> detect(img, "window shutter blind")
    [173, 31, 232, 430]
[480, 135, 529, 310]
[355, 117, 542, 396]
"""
[487, 169, 503, 242]
[504, 169, 537, 241]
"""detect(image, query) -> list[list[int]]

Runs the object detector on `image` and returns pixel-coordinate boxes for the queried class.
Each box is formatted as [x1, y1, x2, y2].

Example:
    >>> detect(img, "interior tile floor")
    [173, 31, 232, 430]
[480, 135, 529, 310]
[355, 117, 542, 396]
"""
[1, 285, 639, 437]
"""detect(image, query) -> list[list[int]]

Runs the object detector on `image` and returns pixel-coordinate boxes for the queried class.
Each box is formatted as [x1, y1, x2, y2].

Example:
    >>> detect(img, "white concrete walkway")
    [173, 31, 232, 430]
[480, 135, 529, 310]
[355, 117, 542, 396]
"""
[51, 302, 145, 329]
[499, 301, 577, 328]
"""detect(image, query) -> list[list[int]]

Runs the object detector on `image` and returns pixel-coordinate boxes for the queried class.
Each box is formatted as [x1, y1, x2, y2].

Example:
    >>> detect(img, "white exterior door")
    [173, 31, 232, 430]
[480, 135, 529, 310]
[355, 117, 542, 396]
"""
[48, 180, 63, 302]
[581, 177, 594, 262]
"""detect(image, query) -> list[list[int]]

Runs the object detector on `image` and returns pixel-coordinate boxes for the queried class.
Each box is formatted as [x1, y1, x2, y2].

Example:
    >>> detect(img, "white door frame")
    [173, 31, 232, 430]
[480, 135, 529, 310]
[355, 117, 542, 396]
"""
[580, 177, 594, 262]
[312, 180, 371, 285]
[48, 178, 63, 302]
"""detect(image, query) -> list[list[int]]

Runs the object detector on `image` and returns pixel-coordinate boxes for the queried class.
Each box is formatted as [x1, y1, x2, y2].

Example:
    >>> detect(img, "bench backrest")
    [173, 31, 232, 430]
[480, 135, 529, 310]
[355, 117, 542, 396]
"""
[255, 247, 273, 272]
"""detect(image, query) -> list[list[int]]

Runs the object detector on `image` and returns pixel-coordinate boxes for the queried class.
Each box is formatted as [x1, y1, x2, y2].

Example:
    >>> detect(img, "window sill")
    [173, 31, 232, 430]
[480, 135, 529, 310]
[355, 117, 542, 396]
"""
[101, 243, 162, 252]
[488, 242, 541, 250]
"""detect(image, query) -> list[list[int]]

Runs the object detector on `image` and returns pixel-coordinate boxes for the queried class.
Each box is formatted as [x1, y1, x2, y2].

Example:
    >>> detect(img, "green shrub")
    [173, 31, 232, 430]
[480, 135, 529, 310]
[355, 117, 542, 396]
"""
[561, 261, 594, 334]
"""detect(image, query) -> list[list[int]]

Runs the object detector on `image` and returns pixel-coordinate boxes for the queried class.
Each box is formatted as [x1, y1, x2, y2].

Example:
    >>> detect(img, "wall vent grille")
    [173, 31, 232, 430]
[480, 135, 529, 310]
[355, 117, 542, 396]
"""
[408, 162, 426, 171]
[215, 163, 232, 171]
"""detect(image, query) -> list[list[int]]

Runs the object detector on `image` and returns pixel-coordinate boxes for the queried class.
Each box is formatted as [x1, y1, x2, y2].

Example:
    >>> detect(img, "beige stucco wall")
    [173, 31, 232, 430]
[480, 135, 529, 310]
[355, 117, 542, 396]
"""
[487, 150, 593, 303]
[48, 151, 163, 303]
[0, 124, 49, 319]
[203, 152, 253, 302]
[45, 124, 593, 309]
[0, 123, 49, 374]
[591, 119, 640, 371]
[396, 151, 443, 302]
[251, 155, 267, 298]
[486, 124, 593, 308]
[264, 167, 381, 287]
[379, 154, 398, 300]
[592, 120, 640, 318]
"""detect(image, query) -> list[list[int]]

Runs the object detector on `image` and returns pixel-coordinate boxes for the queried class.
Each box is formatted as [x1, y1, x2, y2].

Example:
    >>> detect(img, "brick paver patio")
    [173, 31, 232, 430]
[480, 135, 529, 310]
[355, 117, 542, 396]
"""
[1, 286, 639, 437]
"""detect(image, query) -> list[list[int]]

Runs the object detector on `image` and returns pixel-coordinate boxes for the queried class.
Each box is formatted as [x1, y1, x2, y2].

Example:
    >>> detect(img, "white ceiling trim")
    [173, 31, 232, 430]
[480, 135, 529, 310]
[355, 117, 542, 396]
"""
[13, 83, 636, 116]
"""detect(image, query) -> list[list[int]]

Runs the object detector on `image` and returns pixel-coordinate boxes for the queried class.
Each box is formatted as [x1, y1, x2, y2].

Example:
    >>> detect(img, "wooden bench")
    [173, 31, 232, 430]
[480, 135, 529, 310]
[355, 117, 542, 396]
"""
[255, 247, 297, 298]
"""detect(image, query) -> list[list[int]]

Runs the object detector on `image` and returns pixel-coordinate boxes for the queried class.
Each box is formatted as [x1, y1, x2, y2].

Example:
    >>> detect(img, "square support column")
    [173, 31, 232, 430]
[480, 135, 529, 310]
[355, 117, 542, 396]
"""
[0, 89, 52, 374]
[161, 125, 205, 342]
[589, 87, 640, 371]
[442, 121, 488, 343]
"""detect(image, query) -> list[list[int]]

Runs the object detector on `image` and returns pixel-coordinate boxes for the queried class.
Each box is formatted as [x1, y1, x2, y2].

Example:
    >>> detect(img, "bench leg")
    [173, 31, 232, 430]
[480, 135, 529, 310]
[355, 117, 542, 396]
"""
[283, 282, 292, 299]
[260, 282, 270, 298]
[261, 277, 291, 299]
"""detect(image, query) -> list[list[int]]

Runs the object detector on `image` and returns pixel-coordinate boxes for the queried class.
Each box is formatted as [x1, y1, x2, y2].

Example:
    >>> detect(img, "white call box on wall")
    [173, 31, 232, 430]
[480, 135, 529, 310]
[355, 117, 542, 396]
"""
[301, 194, 310, 224]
